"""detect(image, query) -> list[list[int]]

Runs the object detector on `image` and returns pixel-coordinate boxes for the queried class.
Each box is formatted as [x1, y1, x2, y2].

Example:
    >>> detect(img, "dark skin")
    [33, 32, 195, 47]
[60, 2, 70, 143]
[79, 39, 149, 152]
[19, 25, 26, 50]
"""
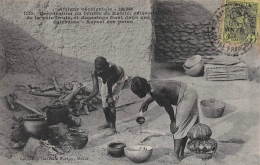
[135, 80, 188, 162]
[83, 62, 123, 135]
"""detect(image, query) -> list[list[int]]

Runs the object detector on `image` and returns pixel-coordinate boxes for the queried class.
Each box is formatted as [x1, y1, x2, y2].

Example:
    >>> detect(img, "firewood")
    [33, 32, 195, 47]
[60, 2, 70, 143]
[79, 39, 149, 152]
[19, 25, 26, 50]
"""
[41, 86, 55, 92]
[86, 102, 97, 110]
[52, 77, 60, 92]
[61, 86, 81, 105]
[28, 84, 41, 90]
[29, 91, 61, 97]
[83, 104, 90, 115]
[5, 95, 15, 110]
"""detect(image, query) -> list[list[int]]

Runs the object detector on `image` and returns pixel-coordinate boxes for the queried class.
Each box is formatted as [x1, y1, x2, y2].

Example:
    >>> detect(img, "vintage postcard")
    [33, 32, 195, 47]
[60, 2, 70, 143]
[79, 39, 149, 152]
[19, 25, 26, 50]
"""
[0, 0, 259, 165]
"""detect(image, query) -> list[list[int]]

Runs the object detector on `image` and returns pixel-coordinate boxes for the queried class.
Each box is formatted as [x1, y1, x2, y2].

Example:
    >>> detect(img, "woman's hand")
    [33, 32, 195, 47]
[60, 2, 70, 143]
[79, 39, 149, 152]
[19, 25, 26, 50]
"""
[140, 103, 148, 113]
[107, 97, 115, 106]
[170, 121, 178, 134]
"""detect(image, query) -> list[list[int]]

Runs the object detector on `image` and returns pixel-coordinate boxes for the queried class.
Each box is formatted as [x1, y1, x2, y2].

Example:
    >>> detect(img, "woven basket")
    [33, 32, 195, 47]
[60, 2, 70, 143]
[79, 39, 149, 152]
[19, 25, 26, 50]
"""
[200, 99, 225, 118]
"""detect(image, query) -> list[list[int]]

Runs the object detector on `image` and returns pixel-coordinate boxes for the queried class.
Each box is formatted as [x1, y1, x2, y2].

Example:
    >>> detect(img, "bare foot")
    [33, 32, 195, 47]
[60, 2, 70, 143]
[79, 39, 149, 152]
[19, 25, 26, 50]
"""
[178, 155, 184, 161]
[98, 124, 111, 130]
[103, 129, 117, 138]
[158, 155, 180, 164]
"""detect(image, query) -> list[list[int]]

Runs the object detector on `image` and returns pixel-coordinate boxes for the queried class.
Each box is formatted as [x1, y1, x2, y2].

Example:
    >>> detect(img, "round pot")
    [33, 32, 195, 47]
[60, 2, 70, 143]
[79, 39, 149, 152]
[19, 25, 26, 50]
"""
[124, 145, 153, 163]
[67, 133, 88, 149]
[23, 116, 47, 139]
[107, 142, 126, 158]
[183, 60, 204, 77]
[184, 55, 202, 68]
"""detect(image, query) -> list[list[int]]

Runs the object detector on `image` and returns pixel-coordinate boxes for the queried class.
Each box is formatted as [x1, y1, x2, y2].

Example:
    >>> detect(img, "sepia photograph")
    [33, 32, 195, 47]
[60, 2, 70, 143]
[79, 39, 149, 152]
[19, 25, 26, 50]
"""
[0, 0, 259, 164]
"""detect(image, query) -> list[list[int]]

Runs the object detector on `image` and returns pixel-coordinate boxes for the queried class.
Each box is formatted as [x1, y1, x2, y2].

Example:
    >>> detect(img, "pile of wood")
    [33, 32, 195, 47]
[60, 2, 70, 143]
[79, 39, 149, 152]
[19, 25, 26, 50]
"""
[28, 77, 102, 115]
[204, 58, 249, 81]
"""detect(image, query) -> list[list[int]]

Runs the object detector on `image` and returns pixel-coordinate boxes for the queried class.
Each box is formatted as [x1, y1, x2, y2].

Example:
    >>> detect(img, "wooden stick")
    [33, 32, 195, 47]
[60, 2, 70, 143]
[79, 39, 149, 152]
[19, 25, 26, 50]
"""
[52, 76, 60, 92]
[29, 91, 61, 97]
[15, 100, 43, 115]
[41, 86, 55, 92]
[86, 102, 97, 110]
[5, 95, 15, 110]
[83, 104, 90, 115]
[61, 86, 81, 104]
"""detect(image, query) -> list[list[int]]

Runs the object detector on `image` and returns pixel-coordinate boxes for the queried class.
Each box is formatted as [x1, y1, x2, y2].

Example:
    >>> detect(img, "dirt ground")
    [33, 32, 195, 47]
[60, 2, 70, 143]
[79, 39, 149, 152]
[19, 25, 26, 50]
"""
[0, 61, 260, 165]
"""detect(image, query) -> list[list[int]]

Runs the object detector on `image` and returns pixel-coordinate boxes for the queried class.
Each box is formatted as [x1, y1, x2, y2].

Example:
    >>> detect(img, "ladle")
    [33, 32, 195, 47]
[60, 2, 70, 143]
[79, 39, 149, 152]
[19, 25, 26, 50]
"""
[136, 111, 145, 124]
[136, 111, 145, 133]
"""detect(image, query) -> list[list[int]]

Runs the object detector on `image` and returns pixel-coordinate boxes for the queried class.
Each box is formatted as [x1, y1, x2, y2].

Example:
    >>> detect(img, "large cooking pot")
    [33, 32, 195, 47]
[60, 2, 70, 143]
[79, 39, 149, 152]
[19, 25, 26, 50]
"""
[44, 104, 69, 126]
[23, 115, 47, 139]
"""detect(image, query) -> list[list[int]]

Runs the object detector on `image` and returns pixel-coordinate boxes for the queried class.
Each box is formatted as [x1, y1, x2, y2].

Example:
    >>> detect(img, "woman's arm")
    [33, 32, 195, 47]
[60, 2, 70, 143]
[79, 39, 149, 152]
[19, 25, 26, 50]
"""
[83, 70, 99, 102]
[140, 97, 155, 112]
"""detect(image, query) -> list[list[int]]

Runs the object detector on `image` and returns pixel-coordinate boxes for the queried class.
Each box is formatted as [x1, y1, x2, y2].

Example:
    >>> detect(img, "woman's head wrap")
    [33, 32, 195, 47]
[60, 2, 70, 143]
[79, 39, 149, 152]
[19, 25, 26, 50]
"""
[131, 76, 148, 93]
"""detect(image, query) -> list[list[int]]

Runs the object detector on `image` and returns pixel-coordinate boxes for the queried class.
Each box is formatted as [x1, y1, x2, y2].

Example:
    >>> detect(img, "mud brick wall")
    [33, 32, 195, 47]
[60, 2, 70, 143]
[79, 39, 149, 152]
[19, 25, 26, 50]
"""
[0, 0, 153, 81]
[154, 0, 220, 62]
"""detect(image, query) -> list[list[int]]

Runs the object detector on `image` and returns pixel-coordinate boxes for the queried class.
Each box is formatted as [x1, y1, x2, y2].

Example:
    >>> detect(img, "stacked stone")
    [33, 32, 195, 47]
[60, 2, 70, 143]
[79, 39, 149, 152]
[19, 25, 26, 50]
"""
[154, 22, 219, 62]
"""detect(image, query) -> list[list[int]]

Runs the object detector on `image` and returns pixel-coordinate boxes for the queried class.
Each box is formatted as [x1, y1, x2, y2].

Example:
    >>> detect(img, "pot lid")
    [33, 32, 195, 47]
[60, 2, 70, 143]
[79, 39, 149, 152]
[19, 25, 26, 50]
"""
[184, 55, 202, 68]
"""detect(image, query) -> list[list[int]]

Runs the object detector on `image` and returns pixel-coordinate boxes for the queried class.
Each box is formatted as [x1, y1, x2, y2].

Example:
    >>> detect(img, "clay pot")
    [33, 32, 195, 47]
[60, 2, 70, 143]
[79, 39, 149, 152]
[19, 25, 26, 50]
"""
[184, 55, 202, 68]
[124, 145, 153, 163]
[107, 142, 126, 157]
[183, 60, 204, 77]
[23, 116, 47, 139]
[67, 133, 88, 149]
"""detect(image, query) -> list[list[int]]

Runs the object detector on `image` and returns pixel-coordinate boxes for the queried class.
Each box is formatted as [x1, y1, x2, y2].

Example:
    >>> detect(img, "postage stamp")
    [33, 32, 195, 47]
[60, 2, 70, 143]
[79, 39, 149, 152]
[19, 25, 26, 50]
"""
[208, 0, 259, 56]
[223, 0, 258, 44]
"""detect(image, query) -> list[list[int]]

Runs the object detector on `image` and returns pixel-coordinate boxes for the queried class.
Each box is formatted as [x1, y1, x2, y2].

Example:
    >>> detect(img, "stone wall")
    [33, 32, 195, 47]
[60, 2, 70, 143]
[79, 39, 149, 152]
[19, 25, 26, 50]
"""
[154, 0, 220, 62]
[0, 0, 153, 81]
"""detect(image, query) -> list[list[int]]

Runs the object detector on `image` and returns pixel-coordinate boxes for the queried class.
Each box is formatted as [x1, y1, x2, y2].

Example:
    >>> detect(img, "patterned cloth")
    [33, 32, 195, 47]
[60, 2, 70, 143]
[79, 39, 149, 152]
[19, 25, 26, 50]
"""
[173, 82, 200, 139]
[100, 70, 127, 108]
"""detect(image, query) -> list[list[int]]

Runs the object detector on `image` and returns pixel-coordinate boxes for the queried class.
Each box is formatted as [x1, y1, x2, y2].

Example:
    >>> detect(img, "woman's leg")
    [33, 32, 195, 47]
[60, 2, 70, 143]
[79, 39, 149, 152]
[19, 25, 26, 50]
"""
[179, 136, 188, 160]
[98, 107, 111, 129]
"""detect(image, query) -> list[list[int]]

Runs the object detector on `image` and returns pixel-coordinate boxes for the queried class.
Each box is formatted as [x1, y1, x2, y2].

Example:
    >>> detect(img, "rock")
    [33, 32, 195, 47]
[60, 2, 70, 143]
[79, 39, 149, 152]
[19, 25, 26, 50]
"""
[48, 123, 69, 147]
[23, 137, 42, 158]
[11, 126, 30, 143]
[195, 29, 203, 34]
[11, 141, 26, 149]
[184, 29, 194, 33]
[180, 32, 189, 36]
[166, 52, 173, 56]
[187, 24, 195, 29]
[181, 36, 188, 41]
[188, 39, 198, 45]
[182, 48, 190, 52]
[205, 43, 213, 47]
[35, 144, 51, 159]
[180, 44, 188, 48]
